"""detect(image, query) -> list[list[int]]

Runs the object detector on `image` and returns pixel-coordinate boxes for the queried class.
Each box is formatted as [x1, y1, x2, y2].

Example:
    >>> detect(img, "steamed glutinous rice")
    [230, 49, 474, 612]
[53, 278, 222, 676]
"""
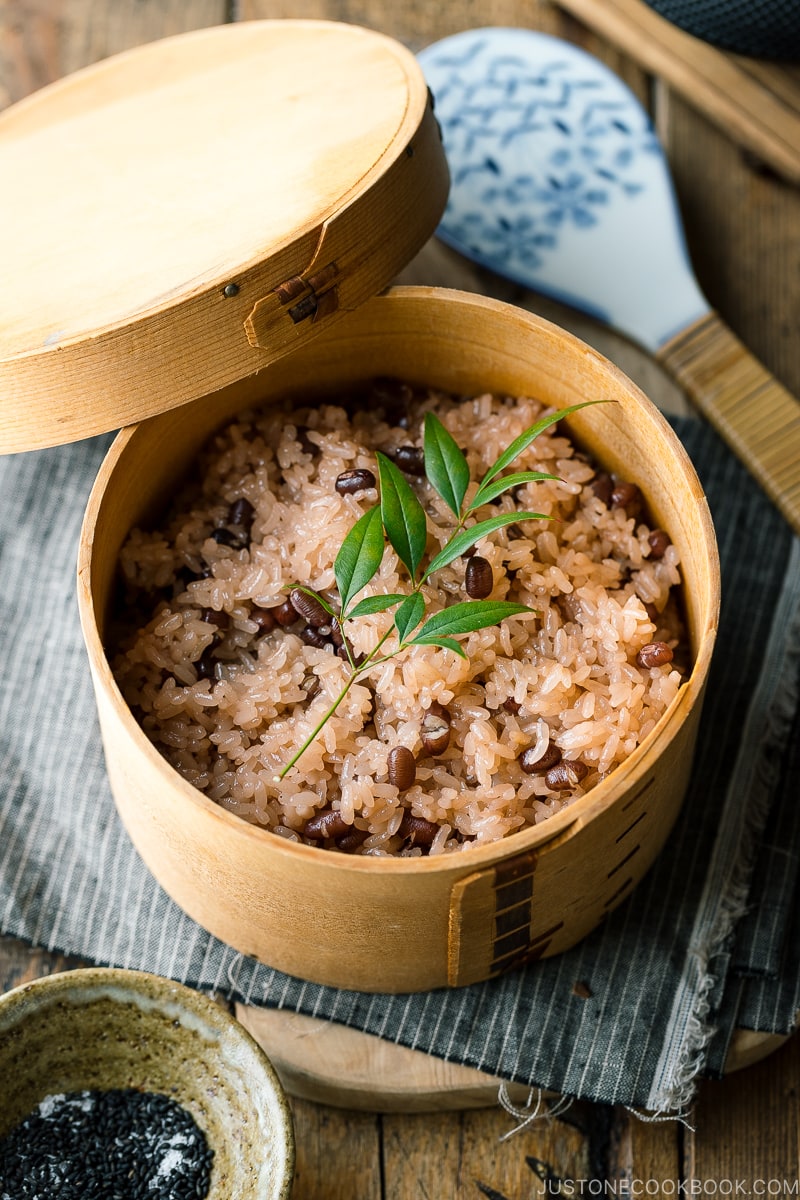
[113, 384, 685, 857]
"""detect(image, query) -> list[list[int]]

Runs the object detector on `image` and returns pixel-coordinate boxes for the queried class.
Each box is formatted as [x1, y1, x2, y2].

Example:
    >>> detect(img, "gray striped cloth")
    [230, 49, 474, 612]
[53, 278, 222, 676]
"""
[0, 417, 798, 1113]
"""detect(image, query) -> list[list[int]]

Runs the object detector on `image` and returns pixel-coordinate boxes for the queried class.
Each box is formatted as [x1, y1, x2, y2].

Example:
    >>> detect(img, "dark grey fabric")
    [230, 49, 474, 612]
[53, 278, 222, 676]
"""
[729, 683, 800, 978]
[736, 878, 800, 1034]
[642, 0, 800, 60]
[0, 417, 798, 1112]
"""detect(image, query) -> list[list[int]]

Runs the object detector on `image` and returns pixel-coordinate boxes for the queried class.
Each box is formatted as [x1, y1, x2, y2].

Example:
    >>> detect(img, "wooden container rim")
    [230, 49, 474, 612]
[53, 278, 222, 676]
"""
[0, 19, 446, 453]
[77, 286, 720, 879]
[0, 18, 427, 355]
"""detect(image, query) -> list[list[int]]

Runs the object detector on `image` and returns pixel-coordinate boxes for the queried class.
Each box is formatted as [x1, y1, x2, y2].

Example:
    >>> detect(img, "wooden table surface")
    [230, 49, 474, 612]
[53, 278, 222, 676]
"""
[2, 1, 799, 1195]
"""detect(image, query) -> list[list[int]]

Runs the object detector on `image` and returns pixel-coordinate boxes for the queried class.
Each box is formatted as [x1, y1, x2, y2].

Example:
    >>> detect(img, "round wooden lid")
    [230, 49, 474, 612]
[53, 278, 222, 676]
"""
[0, 21, 448, 452]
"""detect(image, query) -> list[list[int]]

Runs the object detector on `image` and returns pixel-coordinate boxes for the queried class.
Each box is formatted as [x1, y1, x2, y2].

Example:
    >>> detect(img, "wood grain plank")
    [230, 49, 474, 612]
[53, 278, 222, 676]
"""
[236, 1006, 535, 1112]
[552, 0, 800, 186]
[0, 0, 227, 109]
[289, 1097, 383, 1200]
[607, 1105, 682, 1191]
[0, 936, 87, 992]
[237, 0, 624, 57]
[381, 1103, 590, 1199]
[734, 57, 800, 114]
[656, 85, 800, 402]
[687, 1032, 800, 1189]
[239, 0, 553, 50]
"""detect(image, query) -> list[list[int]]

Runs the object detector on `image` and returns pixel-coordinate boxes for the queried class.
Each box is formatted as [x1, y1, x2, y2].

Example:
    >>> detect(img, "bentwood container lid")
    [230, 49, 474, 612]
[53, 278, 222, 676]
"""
[0, 20, 449, 453]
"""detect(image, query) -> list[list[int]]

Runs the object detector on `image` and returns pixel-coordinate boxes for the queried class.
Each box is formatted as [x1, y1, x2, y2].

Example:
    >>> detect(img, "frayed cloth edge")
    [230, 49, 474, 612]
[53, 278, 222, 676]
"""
[648, 540, 800, 1112]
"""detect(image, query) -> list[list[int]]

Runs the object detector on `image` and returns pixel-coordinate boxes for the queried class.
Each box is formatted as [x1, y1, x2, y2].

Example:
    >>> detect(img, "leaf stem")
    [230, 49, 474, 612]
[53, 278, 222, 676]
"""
[277, 623, 396, 780]
[358, 623, 395, 668]
[277, 676, 355, 779]
[277, 400, 604, 781]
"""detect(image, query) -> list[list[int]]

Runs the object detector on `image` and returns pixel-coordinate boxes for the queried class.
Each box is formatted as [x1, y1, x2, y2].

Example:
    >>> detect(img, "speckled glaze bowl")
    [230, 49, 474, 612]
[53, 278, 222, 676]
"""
[0, 967, 295, 1198]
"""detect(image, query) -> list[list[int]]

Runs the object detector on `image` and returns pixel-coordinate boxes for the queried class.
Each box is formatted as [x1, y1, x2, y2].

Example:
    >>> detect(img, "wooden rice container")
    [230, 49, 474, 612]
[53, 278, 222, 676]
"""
[0, 18, 719, 992]
[77, 287, 720, 993]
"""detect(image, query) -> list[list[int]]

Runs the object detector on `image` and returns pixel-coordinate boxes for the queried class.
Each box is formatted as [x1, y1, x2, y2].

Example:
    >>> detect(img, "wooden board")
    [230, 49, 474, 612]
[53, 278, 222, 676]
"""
[236, 1005, 793, 1112]
[553, 0, 800, 186]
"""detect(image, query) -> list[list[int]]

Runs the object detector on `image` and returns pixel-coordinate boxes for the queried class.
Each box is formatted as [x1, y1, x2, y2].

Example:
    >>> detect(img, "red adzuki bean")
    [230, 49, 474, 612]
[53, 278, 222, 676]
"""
[545, 760, 589, 790]
[637, 641, 674, 669]
[335, 468, 376, 495]
[398, 812, 439, 846]
[273, 599, 299, 627]
[465, 555, 493, 599]
[647, 530, 671, 559]
[304, 809, 350, 840]
[388, 746, 416, 790]
[420, 702, 451, 755]
[289, 587, 330, 628]
[519, 744, 562, 775]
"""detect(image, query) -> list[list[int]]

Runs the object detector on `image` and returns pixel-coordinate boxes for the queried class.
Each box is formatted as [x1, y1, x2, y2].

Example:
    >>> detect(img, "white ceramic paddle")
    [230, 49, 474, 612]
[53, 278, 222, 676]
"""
[418, 28, 800, 535]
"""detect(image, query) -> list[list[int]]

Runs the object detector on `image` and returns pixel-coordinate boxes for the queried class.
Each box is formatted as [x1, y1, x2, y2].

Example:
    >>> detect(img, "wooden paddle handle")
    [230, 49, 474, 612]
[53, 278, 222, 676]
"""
[656, 312, 800, 535]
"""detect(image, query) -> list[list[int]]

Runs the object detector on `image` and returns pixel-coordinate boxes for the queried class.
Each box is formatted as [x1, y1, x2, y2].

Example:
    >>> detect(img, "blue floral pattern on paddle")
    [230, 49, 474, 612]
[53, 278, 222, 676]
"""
[419, 34, 660, 273]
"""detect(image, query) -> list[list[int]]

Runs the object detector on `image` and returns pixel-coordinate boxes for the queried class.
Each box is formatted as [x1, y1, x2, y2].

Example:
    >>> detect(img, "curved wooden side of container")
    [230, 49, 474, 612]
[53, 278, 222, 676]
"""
[77, 288, 719, 993]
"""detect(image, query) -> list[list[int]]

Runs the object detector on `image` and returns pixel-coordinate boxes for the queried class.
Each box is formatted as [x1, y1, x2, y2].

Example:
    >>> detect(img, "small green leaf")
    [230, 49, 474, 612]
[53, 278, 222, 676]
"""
[423, 511, 550, 579]
[423, 412, 471, 517]
[346, 593, 406, 619]
[480, 401, 603, 488]
[334, 505, 385, 613]
[376, 452, 429, 580]
[408, 635, 467, 658]
[409, 600, 532, 642]
[469, 470, 560, 511]
[394, 592, 426, 643]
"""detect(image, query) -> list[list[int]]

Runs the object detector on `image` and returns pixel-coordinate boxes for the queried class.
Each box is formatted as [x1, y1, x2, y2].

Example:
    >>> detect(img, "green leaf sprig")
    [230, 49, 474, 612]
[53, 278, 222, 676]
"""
[277, 401, 599, 779]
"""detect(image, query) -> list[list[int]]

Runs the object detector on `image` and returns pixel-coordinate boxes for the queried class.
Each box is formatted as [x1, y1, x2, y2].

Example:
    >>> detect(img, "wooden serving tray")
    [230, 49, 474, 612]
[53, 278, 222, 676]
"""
[235, 1007, 791, 1111]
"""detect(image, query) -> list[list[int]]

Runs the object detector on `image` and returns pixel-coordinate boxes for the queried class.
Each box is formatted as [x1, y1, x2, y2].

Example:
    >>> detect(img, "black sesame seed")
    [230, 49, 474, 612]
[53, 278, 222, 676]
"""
[0, 1089, 214, 1200]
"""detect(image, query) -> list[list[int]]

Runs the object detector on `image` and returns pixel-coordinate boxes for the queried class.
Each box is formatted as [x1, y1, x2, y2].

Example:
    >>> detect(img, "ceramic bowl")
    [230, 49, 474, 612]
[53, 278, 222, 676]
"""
[0, 967, 295, 1198]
